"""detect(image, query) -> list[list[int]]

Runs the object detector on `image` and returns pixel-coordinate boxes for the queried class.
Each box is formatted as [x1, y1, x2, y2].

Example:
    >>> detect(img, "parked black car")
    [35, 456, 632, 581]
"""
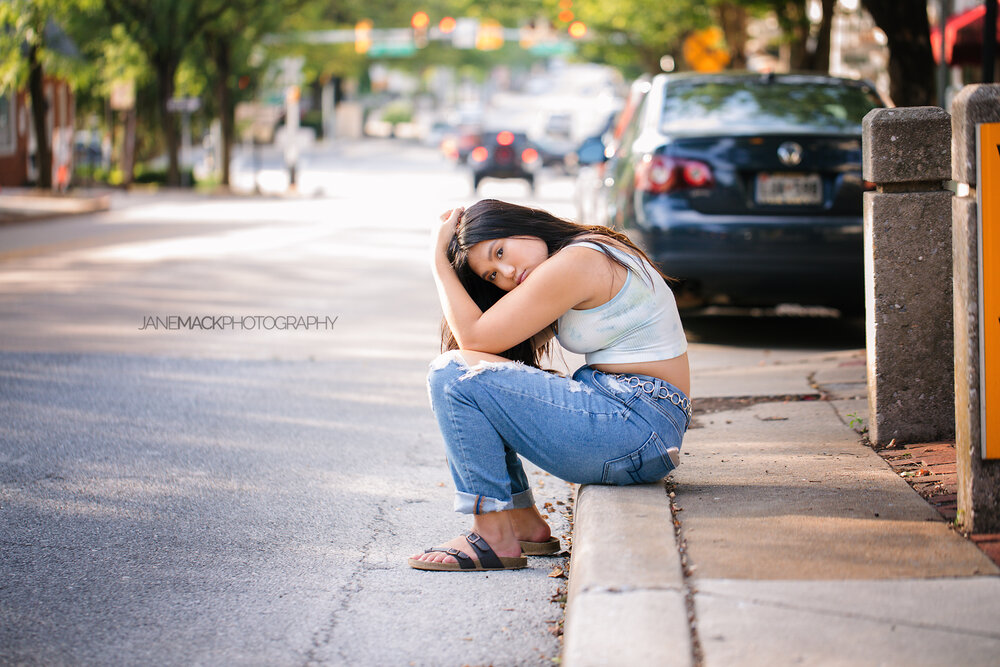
[469, 130, 541, 192]
[594, 72, 884, 314]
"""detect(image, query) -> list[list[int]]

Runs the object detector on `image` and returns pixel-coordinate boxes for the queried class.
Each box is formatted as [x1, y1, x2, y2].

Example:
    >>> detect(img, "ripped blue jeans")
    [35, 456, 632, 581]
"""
[426, 350, 690, 514]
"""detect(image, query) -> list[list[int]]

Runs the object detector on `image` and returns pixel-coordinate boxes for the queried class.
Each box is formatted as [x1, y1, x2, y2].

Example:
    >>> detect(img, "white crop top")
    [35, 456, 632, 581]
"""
[556, 241, 687, 364]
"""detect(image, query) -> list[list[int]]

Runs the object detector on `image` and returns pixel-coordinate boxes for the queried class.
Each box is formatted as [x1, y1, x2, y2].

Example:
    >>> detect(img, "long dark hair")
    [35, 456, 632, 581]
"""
[442, 199, 667, 367]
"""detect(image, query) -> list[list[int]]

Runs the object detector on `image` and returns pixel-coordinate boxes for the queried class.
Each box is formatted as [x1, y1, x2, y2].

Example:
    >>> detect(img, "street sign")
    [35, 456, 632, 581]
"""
[369, 41, 416, 57]
[978, 122, 1000, 459]
[683, 27, 730, 73]
[166, 97, 200, 113]
[110, 80, 135, 111]
[530, 41, 574, 56]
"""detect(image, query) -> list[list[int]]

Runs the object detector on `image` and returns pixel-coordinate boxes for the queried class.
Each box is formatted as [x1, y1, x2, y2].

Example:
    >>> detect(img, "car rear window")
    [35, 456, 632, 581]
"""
[659, 78, 882, 135]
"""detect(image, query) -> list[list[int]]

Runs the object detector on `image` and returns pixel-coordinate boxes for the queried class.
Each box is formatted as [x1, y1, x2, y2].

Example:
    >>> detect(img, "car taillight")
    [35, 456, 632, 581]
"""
[471, 146, 489, 162]
[682, 161, 712, 187]
[521, 148, 539, 164]
[635, 155, 714, 194]
[497, 131, 515, 146]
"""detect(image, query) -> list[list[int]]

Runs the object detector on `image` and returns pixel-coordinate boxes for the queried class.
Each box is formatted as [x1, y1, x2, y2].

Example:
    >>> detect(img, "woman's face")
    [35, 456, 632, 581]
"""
[466, 235, 549, 292]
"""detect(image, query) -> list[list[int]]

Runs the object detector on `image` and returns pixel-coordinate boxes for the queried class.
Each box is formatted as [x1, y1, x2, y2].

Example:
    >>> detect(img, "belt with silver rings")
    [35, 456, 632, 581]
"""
[613, 374, 693, 420]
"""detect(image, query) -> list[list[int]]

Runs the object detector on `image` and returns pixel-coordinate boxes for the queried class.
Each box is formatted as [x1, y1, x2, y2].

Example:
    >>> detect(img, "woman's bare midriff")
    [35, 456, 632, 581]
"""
[592, 352, 691, 398]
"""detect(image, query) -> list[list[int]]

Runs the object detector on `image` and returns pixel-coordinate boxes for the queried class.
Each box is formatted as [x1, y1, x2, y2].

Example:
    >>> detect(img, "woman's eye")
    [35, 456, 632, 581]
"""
[496, 247, 503, 259]
[488, 271, 497, 281]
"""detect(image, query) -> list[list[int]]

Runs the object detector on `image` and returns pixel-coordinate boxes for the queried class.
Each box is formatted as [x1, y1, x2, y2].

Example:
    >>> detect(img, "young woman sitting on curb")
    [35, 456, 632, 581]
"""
[409, 199, 691, 571]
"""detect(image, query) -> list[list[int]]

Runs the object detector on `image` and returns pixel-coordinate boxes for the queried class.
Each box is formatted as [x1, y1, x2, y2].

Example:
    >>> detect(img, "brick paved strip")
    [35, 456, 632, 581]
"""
[970, 535, 1000, 568]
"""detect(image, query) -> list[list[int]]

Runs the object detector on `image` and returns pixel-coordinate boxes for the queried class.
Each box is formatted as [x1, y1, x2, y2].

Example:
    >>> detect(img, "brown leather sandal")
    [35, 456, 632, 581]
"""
[520, 537, 562, 556]
[408, 531, 528, 571]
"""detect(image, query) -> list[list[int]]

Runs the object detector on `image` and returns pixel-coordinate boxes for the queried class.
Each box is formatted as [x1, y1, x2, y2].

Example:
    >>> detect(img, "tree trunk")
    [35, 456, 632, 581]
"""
[27, 43, 52, 190]
[861, 0, 936, 106]
[155, 57, 181, 186]
[716, 3, 749, 69]
[213, 39, 233, 188]
[802, 0, 836, 72]
[121, 108, 137, 186]
[783, 1, 811, 70]
[639, 44, 666, 74]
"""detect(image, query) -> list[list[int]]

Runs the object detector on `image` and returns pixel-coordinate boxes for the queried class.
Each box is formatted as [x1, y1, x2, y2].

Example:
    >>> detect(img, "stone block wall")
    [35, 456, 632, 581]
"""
[862, 107, 955, 446]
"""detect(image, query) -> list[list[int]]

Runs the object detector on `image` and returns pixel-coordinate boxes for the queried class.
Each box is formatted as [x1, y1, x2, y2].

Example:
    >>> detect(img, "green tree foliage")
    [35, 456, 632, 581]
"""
[0, 0, 97, 188]
[98, 0, 233, 186]
[567, 0, 834, 76]
[572, 0, 714, 75]
[196, 0, 310, 187]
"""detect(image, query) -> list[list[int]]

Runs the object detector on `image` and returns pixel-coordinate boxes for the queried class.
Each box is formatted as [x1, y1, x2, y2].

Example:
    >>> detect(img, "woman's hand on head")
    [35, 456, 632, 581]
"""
[433, 207, 463, 258]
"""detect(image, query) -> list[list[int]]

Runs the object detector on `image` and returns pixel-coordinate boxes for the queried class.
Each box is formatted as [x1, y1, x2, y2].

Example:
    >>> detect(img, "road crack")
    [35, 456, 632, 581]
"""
[304, 503, 394, 665]
[664, 478, 704, 667]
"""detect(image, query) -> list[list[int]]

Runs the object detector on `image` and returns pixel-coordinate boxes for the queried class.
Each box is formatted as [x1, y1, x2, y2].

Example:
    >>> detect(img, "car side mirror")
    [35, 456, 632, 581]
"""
[576, 136, 608, 166]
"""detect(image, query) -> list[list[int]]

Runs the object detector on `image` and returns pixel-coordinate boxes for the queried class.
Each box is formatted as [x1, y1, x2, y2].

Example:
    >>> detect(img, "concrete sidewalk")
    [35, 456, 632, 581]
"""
[0, 187, 112, 224]
[563, 347, 1000, 666]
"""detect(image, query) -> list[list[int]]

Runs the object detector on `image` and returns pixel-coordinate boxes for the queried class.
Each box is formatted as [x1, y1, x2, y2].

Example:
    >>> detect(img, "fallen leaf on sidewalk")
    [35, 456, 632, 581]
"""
[548, 566, 565, 578]
[759, 416, 788, 421]
[916, 468, 931, 476]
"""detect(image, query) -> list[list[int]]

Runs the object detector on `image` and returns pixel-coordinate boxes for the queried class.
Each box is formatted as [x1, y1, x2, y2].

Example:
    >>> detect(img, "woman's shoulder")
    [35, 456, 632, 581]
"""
[553, 239, 620, 266]
[562, 235, 628, 255]
[562, 236, 643, 266]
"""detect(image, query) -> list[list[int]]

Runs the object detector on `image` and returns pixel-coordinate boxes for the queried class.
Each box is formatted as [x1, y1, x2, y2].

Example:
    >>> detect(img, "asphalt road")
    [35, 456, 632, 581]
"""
[0, 139, 866, 665]
[0, 140, 577, 666]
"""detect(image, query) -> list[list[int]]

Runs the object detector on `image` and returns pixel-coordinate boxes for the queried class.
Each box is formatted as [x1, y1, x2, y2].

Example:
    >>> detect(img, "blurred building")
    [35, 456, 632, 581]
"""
[0, 78, 75, 189]
[829, 1, 891, 102]
[930, 0, 1000, 105]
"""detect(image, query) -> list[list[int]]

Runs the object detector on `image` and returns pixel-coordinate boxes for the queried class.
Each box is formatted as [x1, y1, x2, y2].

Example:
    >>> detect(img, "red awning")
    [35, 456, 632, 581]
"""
[931, 1, 1000, 66]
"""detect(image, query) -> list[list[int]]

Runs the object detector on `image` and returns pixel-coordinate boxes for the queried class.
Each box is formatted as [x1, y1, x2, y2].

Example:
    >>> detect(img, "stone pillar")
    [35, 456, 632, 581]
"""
[862, 107, 954, 446]
[951, 84, 1000, 533]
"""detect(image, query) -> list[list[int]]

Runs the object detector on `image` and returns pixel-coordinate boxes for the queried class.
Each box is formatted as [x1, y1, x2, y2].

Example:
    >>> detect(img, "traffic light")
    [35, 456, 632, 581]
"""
[412, 11, 429, 48]
[476, 19, 504, 50]
[355, 20, 372, 54]
[439, 16, 457, 34]
[568, 21, 587, 39]
[558, 0, 574, 23]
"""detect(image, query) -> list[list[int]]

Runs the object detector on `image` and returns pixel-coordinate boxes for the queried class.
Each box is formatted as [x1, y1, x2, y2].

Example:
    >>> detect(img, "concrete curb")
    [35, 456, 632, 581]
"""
[563, 483, 692, 667]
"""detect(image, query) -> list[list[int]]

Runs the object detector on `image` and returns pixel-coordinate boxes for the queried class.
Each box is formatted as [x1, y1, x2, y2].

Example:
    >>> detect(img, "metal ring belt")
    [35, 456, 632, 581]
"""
[614, 374, 693, 420]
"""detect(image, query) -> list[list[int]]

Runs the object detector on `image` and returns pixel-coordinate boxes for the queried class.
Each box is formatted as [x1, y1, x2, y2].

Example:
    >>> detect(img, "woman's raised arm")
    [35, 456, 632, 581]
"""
[430, 210, 602, 354]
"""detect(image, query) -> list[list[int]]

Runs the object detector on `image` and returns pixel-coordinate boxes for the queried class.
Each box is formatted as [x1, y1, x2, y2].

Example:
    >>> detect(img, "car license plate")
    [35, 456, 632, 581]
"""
[755, 173, 823, 205]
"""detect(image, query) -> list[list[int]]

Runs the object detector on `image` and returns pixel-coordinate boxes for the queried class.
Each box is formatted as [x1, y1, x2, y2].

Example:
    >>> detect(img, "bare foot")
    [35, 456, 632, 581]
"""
[509, 507, 552, 543]
[410, 512, 523, 565]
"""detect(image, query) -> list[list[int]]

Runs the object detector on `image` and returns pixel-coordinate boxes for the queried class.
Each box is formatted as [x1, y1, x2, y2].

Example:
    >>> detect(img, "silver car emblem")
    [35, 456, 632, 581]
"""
[777, 141, 803, 166]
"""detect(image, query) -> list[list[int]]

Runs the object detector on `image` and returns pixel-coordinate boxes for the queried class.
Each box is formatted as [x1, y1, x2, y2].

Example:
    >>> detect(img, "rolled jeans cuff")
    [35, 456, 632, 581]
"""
[512, 488, 535, 509]
[454, 491, 515, 514]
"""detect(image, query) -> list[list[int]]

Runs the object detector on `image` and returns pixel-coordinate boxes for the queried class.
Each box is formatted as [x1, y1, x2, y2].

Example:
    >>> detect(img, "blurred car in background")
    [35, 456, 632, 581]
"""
[423, 120, 456, 149]
[439, 107, 484, 163]
[597, 72, 884, 314]
[573, 76, 650, 224]
[531, 112, 577, 170]
[469, 130, 541, 192]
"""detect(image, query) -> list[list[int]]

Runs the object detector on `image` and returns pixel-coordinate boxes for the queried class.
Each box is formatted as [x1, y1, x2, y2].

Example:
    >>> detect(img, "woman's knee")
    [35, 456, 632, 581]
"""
[427, 350, 468, 399]
[426, 349, 519, 402]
